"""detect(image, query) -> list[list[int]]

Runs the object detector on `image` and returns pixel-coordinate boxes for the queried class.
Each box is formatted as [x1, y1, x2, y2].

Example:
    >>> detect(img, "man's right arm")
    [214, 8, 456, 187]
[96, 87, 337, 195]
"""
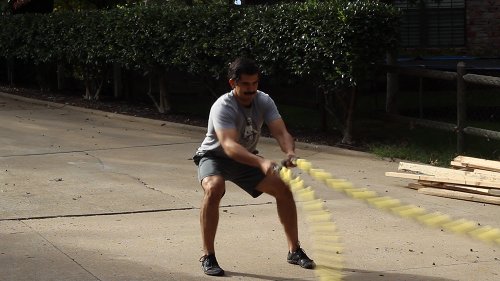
[215, 128, 275, 175]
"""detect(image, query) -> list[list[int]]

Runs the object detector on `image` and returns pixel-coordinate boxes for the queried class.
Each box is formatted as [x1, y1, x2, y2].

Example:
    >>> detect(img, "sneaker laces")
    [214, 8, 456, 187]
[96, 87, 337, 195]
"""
[199, 254, 218, 266]
[295, 247, 309, 257]
[199, 255, 211, 264]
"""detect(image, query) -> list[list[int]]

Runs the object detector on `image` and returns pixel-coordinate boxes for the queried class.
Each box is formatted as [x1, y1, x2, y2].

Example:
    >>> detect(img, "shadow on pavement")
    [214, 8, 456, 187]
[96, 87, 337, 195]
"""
[343, 267, 456, 281]
[225, 270, 314, 280]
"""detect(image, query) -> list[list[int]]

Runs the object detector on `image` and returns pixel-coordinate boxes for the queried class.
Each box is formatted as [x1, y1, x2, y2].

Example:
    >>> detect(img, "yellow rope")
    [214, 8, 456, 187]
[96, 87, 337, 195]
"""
[295, 158, 500, 247]
[279, 167, 344, 281]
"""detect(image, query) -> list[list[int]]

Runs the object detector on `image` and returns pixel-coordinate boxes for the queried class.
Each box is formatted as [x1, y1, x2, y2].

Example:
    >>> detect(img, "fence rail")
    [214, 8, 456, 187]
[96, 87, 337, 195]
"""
[385, 56, 500, 153]
[464, 73, 500, 87]
[384, 64, 458, 81]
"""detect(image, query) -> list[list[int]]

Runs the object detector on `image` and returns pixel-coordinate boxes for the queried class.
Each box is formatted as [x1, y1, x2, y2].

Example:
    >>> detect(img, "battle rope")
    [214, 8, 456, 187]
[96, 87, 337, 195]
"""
[277, 157, 500, 281]
[293, 158, 500, 247]
[279, 166, 344, 281]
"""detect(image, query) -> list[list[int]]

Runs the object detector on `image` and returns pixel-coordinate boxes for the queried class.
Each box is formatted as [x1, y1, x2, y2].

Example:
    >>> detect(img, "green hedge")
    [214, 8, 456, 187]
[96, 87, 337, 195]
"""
[0, 1, 399, 88]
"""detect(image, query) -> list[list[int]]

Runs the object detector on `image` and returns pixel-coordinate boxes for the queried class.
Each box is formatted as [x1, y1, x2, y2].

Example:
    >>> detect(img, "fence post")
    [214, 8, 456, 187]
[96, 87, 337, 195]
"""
[456, 62, 466, 154]
[386, 52, 399, 114]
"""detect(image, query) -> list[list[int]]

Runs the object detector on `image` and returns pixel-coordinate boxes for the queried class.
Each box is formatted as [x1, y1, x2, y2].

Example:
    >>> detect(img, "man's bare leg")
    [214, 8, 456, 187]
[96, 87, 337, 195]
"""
[257, 175, 299, 252]
[200, 175, 225, 255]
[257, 174, 315, 269]
[199, 175, 226, 276]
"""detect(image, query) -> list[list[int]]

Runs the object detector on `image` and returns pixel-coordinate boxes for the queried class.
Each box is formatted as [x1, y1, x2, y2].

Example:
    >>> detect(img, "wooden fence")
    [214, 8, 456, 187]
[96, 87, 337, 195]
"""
[385, 56, 500, 153]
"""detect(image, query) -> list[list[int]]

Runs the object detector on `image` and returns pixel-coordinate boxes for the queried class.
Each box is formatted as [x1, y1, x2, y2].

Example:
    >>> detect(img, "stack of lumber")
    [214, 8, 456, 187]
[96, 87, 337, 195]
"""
[386, 156, 500, 205]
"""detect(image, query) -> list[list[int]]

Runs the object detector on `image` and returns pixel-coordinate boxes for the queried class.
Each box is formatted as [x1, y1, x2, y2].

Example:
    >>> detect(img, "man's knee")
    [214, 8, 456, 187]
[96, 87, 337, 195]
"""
[202, 176, 225, 200]
[259, 177, 293, 199]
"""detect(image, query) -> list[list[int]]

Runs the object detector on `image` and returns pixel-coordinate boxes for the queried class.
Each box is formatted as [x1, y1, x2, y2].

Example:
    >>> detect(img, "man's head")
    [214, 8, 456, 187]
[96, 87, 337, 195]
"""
[228, 58, 260, 106]
[227, 57, 260, 82]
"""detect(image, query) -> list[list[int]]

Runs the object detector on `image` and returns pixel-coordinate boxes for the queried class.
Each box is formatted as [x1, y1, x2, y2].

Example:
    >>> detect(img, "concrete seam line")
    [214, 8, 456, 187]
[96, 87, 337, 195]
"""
[0, 202, 273, 221]
[0, 142, 200, 158]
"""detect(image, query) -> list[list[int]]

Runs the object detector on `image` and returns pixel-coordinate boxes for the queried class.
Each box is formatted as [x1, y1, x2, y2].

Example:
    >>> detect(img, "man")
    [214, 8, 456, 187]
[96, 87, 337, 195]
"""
[194, 57, 315, 276]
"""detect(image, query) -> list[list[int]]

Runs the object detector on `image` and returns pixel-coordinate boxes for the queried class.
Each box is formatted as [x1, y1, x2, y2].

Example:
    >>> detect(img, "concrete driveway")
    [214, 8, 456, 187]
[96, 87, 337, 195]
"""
[1, 92, 498, 281]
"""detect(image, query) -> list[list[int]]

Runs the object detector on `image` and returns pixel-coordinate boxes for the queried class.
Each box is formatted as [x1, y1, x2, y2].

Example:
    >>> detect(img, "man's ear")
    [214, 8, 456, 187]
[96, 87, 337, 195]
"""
[229, 79, 236, 89]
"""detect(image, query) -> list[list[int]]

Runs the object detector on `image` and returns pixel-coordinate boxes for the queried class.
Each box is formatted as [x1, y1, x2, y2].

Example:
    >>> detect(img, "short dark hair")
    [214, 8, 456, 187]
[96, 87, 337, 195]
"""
[227, 57, 259, 81]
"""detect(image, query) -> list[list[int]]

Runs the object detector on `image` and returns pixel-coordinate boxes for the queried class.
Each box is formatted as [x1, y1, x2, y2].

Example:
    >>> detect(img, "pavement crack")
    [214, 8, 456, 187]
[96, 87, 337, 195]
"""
[135, 176, 163, 193]
[79, 151, 167, 195]
[20, 221, 103, 281]
[84, 151, 106, 170]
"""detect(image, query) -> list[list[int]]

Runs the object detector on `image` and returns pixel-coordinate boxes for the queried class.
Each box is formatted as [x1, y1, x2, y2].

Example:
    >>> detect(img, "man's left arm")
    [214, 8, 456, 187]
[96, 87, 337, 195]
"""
[267, 118, 296, 166]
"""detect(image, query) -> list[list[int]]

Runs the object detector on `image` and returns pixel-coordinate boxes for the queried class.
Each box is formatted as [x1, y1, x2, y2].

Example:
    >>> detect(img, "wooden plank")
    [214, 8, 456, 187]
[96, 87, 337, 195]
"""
[417, 180, 444, 187]
[489, 189, 500, 196]
[407, 183, 424, 190]
[451, 162, 500, 180]
[450, 160, 469, 169]
[385, 172, 500, 189]
[418, 181, 499, 196]
[399, 162, 454, 176]
[442, 184, 492, 195]
[473, 169, 500, 178]
[410, 181, 500, 196]
[418, 188, 500, 206]
[453, 156, 500, 173]
[399, 162, 500, 181]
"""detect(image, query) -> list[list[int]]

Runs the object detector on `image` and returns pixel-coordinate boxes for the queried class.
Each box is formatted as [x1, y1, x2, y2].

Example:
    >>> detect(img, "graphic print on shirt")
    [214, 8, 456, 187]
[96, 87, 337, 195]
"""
[239, 107, 258, 149]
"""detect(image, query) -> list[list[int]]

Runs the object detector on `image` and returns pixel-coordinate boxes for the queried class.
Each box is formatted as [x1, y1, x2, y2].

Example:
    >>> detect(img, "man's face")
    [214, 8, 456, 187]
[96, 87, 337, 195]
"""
[230, 73, 259, 106]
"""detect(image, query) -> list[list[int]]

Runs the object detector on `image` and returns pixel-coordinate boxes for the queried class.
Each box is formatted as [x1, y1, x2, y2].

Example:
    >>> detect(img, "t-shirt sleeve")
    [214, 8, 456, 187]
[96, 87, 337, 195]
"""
[261, 94, 282, 124]
[211, 100, 237, 130]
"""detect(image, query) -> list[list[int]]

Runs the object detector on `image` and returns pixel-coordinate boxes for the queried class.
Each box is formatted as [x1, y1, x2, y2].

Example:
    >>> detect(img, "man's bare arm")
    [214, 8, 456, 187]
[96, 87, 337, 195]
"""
[215, 128, 275, 174]
[267, 118, 295, 157]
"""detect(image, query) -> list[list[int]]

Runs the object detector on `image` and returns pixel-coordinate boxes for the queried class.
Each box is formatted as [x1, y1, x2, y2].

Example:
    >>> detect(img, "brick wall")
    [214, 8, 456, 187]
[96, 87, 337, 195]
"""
[467, 0, 500, 55]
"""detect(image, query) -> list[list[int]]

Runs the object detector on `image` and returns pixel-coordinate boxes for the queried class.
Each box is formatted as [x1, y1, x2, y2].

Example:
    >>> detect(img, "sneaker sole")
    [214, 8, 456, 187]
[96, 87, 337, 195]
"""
[287, 259, 315, 269]
[203, 269, 225, 276]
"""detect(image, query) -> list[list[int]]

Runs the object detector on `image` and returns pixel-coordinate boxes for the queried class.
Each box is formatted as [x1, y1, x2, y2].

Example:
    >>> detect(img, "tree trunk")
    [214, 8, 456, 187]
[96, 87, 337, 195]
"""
[113, 63, 122, 99]
[386, 52, 399, 114]
[341, 87, 357, 145]
[158, 70, 170, 113]
[318, 88, 327, 132]
[93, 78, 104, 100]
[84, 79, 92, 100]
[36, 64, 50, 92]
[7, 58, 14, 86]
[57, 64, 65, 91]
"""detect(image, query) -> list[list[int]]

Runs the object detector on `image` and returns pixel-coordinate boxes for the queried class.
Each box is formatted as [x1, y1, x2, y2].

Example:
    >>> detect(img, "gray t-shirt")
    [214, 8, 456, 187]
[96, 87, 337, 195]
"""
[196, 90, 281, 157]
